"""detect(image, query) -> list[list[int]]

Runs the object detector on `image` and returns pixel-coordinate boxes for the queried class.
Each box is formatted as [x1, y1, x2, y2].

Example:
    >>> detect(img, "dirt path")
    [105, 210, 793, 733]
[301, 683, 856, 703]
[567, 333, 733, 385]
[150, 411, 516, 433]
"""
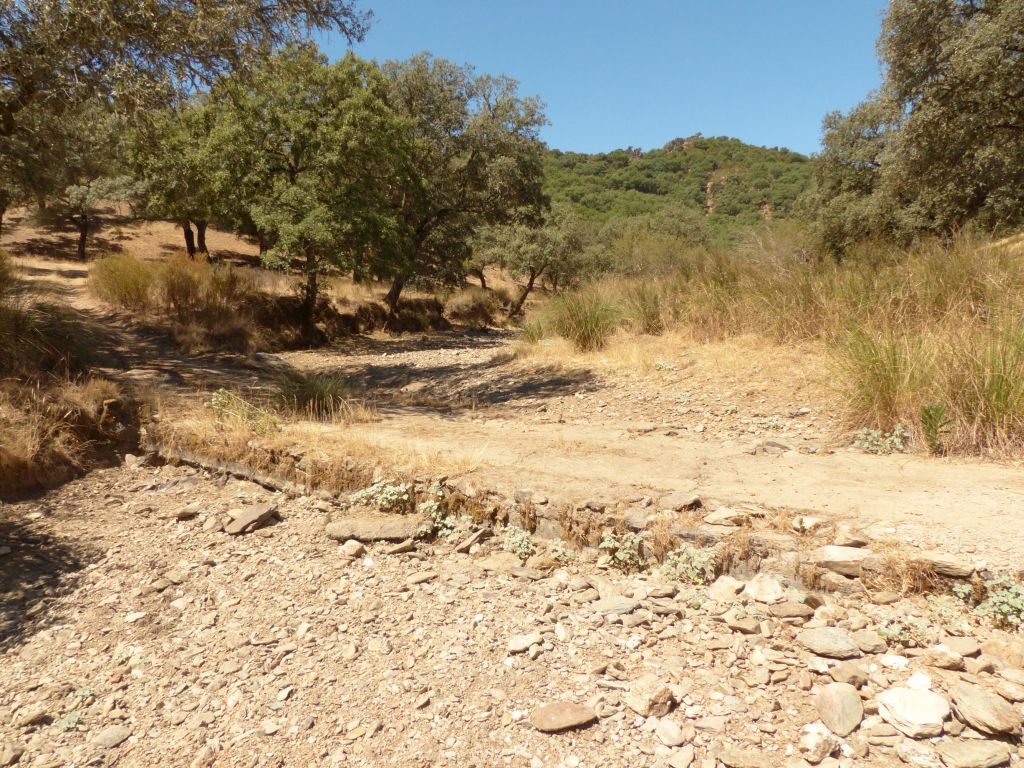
[11, 251, 1024, 569]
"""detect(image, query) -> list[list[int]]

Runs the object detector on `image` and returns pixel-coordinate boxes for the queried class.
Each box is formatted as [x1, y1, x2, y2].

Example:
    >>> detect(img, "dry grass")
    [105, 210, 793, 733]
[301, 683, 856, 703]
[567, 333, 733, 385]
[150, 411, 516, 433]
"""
[519, 233, 1024, 456]
[150, 395, 485, 494]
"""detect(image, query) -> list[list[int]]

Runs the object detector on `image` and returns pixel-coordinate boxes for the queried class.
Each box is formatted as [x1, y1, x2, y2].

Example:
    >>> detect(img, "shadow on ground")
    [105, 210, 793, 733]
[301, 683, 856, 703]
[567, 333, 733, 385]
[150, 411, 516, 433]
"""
[0, 516, 90, 652]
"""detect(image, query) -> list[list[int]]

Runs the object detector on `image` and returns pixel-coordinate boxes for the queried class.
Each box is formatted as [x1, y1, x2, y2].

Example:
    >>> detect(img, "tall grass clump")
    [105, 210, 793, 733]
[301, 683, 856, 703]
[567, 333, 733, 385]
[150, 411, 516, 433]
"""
[548, 287, 621, 351]
[89, 254, 155, 311]
[273, 370, 369, 422]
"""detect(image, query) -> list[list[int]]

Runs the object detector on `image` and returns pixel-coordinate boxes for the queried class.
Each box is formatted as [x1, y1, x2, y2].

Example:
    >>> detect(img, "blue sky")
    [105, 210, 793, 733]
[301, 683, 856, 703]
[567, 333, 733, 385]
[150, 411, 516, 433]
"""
[320, 0, 889, 157]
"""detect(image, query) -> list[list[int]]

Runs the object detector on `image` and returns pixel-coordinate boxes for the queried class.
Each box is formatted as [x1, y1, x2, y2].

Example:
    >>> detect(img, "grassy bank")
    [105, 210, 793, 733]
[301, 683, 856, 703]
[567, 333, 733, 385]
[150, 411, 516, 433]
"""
[522, 234, 1024, 456]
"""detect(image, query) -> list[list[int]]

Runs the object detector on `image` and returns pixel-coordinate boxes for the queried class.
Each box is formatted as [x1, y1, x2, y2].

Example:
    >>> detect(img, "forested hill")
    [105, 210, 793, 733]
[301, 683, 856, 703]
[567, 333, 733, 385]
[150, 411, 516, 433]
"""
[544, 134, 814, 232]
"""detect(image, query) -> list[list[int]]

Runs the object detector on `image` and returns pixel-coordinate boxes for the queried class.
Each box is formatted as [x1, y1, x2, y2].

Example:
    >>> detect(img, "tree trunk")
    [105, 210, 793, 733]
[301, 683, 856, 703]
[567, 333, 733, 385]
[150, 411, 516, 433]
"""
[76, 215, 89, 261]
[257, 231, 268, 256]
[195, 220, 208, 256]
[0, 203, 6, 239]
[471, 268, 487, 290]
[301, 269, 318, 343]
[511, 268, 540, 315]
[181, 221, 197, 259]
[384, 274, 408, 315]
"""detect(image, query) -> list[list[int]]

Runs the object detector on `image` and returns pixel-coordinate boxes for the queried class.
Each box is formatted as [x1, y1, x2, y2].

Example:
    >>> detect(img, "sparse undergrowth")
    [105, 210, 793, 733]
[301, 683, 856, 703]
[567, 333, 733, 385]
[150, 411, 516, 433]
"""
[519, 235, 1024, 456]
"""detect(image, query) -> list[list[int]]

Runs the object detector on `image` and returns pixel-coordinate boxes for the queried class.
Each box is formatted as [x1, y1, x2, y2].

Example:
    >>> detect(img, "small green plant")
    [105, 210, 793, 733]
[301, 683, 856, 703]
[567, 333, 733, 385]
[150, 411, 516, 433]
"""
[661, 543, 717, 584]
[56, 711, 82, 731]
[599, 530, 647, 572]
[976, 577, 1024, 630]
[520, 317, 548, 344]
[920, 404, 948, 456]
[210, 388, 278, 436]
[416, 483, 462, 539]
[854, 424, 911, 454]
[877, 613, 934, 646]
[348, 480, 413, 514]
[503, 525, 535, 559]
[551, 542, 579, 563]
[754, 415, 785, 431]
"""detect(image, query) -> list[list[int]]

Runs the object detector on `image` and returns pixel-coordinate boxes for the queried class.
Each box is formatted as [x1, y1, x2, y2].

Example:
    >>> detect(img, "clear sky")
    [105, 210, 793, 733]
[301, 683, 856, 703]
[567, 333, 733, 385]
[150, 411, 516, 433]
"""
[320, 0, 890, 157]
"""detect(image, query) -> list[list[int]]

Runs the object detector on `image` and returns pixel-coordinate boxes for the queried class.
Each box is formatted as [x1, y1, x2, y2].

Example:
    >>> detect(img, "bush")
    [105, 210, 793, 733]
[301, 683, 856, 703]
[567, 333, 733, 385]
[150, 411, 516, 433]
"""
[89, 254, 155, 311]
[445, 287, 500, 327]
[548, 288, 620, 351]
[620, 281, 665, 335]
[661, 543, 717, 584]
[274, 370, 362, 421]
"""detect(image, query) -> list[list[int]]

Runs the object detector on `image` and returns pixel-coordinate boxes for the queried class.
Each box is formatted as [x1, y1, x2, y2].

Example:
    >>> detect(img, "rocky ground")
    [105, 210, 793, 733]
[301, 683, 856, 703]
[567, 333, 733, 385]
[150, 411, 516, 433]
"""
[1, 462, 1022, 768]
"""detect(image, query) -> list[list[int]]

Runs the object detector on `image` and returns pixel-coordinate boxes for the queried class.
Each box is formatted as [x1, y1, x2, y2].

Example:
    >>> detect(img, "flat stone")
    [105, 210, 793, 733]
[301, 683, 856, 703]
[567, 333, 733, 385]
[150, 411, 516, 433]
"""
[943, 637, 981, 657]
[742, 573, 784, 604]
[405, 570, 437, 586]
[0, 742, 25, 766]
[655, 718, 687, 747]
[325, 516, 423, 542]
[833, 524, 870, 548]
[719, 748, 772, 768]
[995, 678, 1024, 702]
[708, 575, 745, 602]
[936, 740, 1011, 768]
[769, 601, 814, 619]
[703, 507, 749, 526]
[853, 629, 888, 654]
[591, 596, 639, 615]
[477, 551, 522, 572]
[339, 540, 366, 558]
[896, 739, 944, 768]
[877, 687, 950, 738]
[816, 682, 864, 736]
[912, 551, 973, 578]
[92, 725, 131, 749]
[950, 683, 1023, 735]
[508, 632, 543, 654]
[528, 702, 597, 733]
[813, 545, 876, 577]
[668, 744, 696, 768]
[224, 503, 278, 535]
[830, 660, 869, 688]
[724, 609, 760, 634]
[796, 627, 863, 659]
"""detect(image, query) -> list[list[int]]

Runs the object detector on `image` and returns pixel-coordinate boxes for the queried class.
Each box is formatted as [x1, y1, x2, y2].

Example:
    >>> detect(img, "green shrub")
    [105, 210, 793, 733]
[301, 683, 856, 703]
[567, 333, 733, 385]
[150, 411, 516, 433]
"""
[599, 530, 647, 572]
[89, 254, 155, 311]
[661, 544, 717, 584]
[549, 288, 620, 351]
[520, 316, 549, 344]
[503, 525, 535, 559]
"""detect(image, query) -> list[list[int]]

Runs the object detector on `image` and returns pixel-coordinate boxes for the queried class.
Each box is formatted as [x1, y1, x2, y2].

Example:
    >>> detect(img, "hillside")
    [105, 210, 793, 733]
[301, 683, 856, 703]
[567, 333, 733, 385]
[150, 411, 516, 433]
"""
[544, 134, 814, 236]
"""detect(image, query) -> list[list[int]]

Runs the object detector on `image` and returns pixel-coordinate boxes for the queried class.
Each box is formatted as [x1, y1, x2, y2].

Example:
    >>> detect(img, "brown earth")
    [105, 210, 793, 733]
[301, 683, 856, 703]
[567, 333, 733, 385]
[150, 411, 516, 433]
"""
[2, 220, 1024, 767]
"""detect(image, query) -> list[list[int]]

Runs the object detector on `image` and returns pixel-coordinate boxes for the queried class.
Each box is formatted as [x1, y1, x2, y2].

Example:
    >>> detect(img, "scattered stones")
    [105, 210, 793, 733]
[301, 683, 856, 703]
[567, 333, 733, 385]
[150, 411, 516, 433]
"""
[325, 516, 423, 542]
[876, 687, 950, 738]
[949, 683, 1024, 736]
[816, 682, 863, 736]
[528, 702, 597, 733]
[796, 627, 863, 659]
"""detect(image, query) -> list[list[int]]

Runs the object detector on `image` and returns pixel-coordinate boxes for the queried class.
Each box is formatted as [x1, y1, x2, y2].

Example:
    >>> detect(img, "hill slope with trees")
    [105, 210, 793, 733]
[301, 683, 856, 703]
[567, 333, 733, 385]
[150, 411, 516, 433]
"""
[544, 135, 814, 238]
